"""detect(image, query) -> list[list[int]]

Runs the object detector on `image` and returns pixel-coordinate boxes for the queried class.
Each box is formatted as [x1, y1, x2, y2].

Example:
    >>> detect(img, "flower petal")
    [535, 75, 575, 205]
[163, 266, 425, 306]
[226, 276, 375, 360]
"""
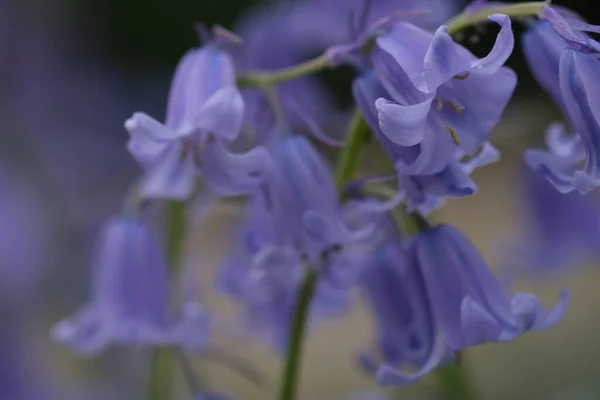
[193, 87, 245, 142]
[139, 143, 198, 200]
[200, 140, 271, 196]
[511, 290, 569, 332]
[470, 14, 514, 73]
[51, 307, 108, 356]
[125, 112, 186, 168]
[376, 97, 434, 146]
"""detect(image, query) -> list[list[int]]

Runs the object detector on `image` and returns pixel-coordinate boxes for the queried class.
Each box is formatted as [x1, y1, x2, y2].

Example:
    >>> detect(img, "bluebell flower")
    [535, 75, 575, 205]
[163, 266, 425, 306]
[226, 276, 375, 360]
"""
[217, 135, 366, 347]
[126, 44, 270, 200]
[525, 50, 600, 194]
[505, 164, 600, 276]
[353, 72, 499, 215]
[52, 216, 209, 355]
[358, 220, 567, 386]
[368, 14, 515, 175]
[539, 5, 600, 56]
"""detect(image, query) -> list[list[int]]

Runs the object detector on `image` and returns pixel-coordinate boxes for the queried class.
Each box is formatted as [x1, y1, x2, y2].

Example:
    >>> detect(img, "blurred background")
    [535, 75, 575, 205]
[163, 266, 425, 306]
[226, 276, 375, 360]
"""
[2, 0, 600, 399]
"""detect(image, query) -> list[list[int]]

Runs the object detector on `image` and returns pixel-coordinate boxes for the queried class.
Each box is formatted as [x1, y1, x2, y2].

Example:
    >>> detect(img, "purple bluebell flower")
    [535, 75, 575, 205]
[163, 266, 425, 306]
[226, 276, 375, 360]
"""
[126, 44, 270, 200]
[539, 5, 600, 56]
[506, 164, 600, 276]
[353, 72, 499, 215]
[52, 216, 209, 355]
[525, 50, 600, 193]
[217, 135, 366, 347]
[367, 14, 515, 175]
[358, 220, 567, 386]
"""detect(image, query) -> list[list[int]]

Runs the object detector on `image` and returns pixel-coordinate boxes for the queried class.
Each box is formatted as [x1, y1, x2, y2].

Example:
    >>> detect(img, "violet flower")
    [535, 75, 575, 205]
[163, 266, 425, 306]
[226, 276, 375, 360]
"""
[52, 216, 209, 355]
[525, 51, 600, 193]
[126, 44, 270, 200]
[369, 14, 515, 175]
[360, 222, 567, 386]
[217, 135, 365, 347]
[353, 71, 499, 215]
[506, 165, 600, 276]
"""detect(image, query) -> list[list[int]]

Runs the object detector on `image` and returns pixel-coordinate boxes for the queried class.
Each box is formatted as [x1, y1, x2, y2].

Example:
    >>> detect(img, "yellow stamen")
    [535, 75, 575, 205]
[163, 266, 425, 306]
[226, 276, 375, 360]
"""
[454, 72, 470, 80]
[446, 126, 460, 145]
[444, 101, 464, 115]
[435, 95, 443, 111]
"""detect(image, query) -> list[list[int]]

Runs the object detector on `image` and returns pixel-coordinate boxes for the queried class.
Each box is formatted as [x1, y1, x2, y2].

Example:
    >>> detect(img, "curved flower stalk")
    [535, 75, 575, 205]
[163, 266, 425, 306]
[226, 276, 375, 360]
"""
[126, 42, 270, 200]
[357, 215, 568, 386]
[52, 216, 210, 355]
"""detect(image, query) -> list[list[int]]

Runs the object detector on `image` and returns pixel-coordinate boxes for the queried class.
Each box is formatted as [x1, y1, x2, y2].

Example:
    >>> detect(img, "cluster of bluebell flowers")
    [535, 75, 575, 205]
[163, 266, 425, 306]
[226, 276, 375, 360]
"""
[51, 0, 600, 399]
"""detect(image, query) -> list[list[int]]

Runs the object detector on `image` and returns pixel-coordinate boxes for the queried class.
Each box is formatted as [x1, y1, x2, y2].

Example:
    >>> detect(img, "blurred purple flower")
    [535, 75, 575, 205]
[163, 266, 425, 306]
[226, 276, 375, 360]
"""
[353, 72, 499, 215]
[52, 216, 209, 355]
[361, 223, 567, 386]
[235, 0, 458, 144]
[217, 135, 367, 348]
[192, 393, 233, 400]
[525, 51, 600, 193]
[126, 45, 270, 200]
[506, 164, 600, 276]
[366, 14, 514, 175]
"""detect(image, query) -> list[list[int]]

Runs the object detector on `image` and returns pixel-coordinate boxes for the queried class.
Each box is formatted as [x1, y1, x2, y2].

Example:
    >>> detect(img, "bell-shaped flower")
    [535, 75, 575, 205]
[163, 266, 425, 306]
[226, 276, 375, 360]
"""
[358, 217, 447, 385]
[51, 216, 209, 355]
[369, 14, 515, 175]
[539, 5, 600, 56]
[525, 50, 600, 193]
[217, 135, 365, 348]
[362, 222, 568, 386]
[504, 164, 600, 276]
[354, 72, 499, 215]
[126, 44, 270, 200]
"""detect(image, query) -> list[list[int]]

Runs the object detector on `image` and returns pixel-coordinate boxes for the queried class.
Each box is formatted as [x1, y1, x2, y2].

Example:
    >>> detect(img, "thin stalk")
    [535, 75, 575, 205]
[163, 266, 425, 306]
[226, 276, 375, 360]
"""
[147, 200, 187, 400]
[335, 110, 371, 191]
[434, 357, 478, 400]
[276, 269, 318, 400]
[446, 1, 548, 34]
[237, 54, 331, 87]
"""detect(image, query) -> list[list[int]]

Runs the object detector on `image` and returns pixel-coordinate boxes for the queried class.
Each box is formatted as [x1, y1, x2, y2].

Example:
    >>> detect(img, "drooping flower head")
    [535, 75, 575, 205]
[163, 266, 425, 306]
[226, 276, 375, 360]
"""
[357, 219, 568, 386]
[126, 31, 270, 200]
[525, 51, 600, 193]
[218, 134, 365, 348]
[504, 164, 600, 276]
[353, 71, 500, 215]
[368, 13, 514, 175]
[52, 216, 209, 355]
[523, 6, 600, 193]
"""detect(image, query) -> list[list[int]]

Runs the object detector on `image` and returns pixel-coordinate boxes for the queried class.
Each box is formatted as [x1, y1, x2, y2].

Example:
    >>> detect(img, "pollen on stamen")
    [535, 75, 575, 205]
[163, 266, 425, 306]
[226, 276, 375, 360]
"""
[180, 138, 194, 161]
[453, 72, 470, 80]
[445, 126, 460, 145]
[435, 95, 443, 111]
[444, 101, 464, 115]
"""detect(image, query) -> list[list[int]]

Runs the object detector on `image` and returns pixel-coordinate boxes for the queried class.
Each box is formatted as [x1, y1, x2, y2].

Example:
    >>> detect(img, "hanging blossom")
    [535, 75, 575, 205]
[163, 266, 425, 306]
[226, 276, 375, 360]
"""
[353, 211, 568, 386]
[503, 164, 600, 277]
[353, 71, 500, 214]
[331, 13, 514, 173]
[524, 6, 600, 193]
[218, 134, 369, 348]
[125, 36, 270, 200]
[52, 216, 209, 355]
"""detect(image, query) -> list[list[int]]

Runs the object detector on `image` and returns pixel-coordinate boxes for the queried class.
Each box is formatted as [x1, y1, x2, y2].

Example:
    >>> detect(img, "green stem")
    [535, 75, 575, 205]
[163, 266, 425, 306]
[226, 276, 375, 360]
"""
[446, 1, 548, 34]
[434, 357, 478, 400]
[237, 54, 331, 87]
[276, 110, 371, 400]
[335, 110, 371, 191]
[277, 269, 318, 400]
[148, 200, 187, 400]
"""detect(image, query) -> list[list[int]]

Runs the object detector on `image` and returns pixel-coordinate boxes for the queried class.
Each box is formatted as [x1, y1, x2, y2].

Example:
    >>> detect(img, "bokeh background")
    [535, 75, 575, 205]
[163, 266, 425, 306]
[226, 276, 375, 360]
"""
[2, 0, 600, 399]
